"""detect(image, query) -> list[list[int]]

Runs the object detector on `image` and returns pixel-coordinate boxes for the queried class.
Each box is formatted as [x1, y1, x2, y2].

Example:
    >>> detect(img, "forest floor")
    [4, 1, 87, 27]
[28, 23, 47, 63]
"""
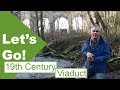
[105, 70, 120, 79]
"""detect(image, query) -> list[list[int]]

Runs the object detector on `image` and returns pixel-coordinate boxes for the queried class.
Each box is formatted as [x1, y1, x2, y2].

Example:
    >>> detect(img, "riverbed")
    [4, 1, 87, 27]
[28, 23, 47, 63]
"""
[14, 56, 74, 79]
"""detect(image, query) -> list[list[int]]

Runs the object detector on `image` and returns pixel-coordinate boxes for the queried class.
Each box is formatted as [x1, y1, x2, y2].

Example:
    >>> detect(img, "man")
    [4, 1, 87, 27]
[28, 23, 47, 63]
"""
[81, 24, 110, 79]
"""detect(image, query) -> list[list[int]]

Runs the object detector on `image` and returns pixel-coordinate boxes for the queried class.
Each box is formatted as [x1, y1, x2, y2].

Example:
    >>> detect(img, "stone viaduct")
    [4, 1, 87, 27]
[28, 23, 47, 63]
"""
[20, 11, 94, 33]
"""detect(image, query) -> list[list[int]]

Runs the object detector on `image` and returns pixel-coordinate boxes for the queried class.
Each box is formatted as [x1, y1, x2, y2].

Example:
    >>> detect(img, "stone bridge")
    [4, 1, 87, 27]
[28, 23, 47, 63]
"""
[20, 11, 95, 33]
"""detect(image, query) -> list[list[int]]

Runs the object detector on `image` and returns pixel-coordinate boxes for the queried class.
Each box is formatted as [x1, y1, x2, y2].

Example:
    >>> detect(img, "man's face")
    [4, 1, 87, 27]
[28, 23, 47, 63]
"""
[90, 27, 100, 39]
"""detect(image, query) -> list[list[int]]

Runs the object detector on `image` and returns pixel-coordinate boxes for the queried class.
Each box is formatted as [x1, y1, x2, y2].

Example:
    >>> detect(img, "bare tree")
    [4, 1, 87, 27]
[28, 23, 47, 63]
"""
[94, 11, 108, 36]
[87, 11, 95, 25]
[40, 11, 45, 40]
[94, 11, 99, 25]
[35, 11, 40, 37]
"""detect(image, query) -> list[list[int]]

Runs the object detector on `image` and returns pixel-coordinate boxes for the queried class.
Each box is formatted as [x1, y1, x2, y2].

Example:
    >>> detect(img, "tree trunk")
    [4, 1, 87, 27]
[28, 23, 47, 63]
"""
[40, 11, 45, 40]
[94, 11, 108, 36]
[94, 12, 100, 25]
[35, 11, 40, 37]
[50, 17, 55, 40]
[87, 11, 95, 25]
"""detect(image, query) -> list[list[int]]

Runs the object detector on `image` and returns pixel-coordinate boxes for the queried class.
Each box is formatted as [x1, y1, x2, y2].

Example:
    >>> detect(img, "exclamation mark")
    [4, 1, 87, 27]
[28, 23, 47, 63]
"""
[22, 50, 26, 60]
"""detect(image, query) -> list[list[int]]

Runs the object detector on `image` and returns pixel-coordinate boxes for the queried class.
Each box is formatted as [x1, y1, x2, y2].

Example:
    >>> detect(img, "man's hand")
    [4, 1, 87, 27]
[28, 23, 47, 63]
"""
[86, 52, 94, 61]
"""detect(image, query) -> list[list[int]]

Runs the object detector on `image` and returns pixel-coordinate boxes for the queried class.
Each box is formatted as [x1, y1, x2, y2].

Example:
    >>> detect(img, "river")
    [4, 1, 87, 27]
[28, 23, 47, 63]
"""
[14, 56, 74, 79]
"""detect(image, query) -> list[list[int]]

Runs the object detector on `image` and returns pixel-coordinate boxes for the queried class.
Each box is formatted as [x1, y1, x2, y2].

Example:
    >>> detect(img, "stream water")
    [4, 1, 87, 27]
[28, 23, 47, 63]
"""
[14, 56, 74, 79]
